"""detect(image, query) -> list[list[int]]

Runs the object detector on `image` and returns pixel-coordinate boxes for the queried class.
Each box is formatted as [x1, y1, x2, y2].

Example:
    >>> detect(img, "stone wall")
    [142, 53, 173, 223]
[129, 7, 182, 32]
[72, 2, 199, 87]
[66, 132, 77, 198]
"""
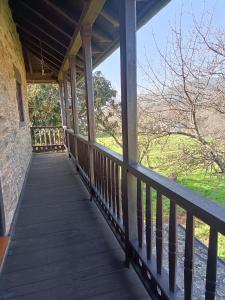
[0, 0, 32, 234]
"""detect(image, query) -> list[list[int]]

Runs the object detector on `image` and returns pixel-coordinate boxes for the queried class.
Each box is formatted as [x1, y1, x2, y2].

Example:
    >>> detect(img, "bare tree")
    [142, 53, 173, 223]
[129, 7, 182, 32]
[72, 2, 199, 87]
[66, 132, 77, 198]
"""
[139, 14, 225, 174]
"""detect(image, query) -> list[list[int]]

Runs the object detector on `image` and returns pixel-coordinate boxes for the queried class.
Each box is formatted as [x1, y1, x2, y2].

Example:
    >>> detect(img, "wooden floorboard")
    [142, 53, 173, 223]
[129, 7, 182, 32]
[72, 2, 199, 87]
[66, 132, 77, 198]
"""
[0, 153, 149, 299]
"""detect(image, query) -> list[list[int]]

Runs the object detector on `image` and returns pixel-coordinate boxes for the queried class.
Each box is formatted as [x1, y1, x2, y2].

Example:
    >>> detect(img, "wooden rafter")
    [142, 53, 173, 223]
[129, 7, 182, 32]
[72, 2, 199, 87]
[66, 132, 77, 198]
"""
[100, 8, 119, 27]
[21, 39, 62, 65]
[20, 34, 64, 61]
[58, 0, 106, 80]
[17, 26, 66, 56]
[42, 0, 79, 26]
[19, 0, 72, 39]
[24, 45, 60, 71]
[15, 18, 69, 49]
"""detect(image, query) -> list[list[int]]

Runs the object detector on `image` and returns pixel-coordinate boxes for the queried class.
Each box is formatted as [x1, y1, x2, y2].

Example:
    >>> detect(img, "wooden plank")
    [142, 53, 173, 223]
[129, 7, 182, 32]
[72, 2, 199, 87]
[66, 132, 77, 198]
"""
[81, 25, 96, 191]
[169, 200, 177, 292]
[137, 179, 143, 248]
[156, 191, 163, 274]
[205, 227, 218, 300]
[184, 212, 194, 300]
[59, 82, 66, 127]
[58, 0, 106, 80]
[63, 75, 71, 128]
[19, 0, 71, 39]
[0, 153, 148, 299]
[119, 0, 138, 262]
[145, 182, 153, 260]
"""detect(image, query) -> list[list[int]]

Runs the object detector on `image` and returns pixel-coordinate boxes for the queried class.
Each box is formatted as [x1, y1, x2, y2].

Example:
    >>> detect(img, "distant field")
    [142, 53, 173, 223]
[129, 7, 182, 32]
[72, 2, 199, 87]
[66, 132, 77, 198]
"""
[97, 135, 225, 259]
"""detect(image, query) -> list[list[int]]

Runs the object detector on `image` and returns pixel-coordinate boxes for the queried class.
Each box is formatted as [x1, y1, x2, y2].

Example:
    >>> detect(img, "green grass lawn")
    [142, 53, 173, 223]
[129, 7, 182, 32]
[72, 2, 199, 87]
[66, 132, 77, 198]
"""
[97, 135, 225, 259]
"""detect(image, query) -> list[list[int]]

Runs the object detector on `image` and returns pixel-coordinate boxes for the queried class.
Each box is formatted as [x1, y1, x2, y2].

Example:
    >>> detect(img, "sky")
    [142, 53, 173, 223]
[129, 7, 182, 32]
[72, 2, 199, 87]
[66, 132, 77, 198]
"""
[94, 0, 225, 94]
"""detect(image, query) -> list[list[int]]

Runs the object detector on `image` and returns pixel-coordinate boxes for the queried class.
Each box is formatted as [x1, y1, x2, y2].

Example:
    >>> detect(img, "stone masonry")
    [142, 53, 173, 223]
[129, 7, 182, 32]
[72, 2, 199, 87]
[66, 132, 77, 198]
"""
[0, 0, 32, 234]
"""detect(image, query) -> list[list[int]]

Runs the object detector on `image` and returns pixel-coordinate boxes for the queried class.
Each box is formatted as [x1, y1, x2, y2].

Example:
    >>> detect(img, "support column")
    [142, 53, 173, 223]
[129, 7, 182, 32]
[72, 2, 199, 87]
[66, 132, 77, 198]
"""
[63, 73, 71, 128]
[69, 55, 79, 134]
[120, 0, 138, 264]
[69, 55, 79, 161]
[59, 81, 66, 127]
[81, 25, 95, 192]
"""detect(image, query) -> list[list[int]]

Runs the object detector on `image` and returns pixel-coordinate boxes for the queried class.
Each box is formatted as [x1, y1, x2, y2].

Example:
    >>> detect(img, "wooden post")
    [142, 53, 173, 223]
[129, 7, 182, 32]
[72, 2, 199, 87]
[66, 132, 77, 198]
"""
[81, 25, 95, 193]
[59, 81, 66, 127]
[69, 55, 79, 134]
[120, 0, 138, 264]
[63, 73, 71, 128]
[69, 55, 79, 160]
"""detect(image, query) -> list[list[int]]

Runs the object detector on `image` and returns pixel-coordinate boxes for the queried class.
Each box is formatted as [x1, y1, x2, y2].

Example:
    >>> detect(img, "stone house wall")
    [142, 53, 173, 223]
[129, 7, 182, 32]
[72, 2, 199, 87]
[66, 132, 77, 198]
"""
[0, 0, 32, 234]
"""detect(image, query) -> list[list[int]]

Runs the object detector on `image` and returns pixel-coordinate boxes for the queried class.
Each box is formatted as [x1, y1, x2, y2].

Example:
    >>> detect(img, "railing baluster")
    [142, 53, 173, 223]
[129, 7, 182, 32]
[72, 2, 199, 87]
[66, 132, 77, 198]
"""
[137, 179, 143, 248]
[169, 200, 177, 292]
[184, 212, 194, 300]
[111, 161, 116, 214]
[205, 227, 218, 300]
[103, 156, 106, 203]
[39, 129, 42, 145]
[146, 182, 153, 260]
[108, 159, 111, 208]
[156, 191, 163, 274]
[115, 164, 120, 219]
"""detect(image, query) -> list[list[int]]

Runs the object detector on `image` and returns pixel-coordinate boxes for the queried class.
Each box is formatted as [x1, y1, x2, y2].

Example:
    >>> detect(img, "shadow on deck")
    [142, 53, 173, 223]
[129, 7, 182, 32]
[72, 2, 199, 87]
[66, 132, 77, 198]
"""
[0, 153, 149, 300]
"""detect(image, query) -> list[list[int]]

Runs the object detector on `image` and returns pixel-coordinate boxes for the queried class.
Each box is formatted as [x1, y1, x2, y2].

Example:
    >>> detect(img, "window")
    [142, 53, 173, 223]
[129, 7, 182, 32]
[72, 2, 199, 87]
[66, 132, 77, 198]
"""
[16, 80, 25, 123]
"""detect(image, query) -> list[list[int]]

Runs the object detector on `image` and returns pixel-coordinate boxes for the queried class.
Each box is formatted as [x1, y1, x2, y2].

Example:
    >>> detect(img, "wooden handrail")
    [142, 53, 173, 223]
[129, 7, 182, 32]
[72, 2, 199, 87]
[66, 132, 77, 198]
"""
[69, 130, 225, 234]
[65, 128, 225, 299]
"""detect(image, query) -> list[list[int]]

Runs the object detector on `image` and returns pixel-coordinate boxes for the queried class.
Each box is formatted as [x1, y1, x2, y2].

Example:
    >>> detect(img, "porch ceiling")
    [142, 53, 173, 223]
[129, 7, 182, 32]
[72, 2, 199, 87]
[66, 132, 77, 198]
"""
[9, 0, 170, 83]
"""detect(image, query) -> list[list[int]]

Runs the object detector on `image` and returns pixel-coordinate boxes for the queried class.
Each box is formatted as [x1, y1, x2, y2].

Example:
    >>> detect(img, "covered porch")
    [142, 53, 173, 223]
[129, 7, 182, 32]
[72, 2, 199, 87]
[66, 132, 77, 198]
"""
[0, 0, 225, 299]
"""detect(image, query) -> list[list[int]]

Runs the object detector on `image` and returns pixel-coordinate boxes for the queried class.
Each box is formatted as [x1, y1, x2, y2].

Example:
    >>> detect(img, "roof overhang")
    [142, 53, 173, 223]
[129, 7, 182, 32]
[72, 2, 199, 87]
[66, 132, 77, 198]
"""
[9, 0, 171, 84]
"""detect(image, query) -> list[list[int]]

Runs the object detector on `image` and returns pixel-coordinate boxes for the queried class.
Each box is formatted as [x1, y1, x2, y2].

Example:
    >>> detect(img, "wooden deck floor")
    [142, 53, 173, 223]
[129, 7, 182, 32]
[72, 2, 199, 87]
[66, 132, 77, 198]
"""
[0, 153, 149, 300]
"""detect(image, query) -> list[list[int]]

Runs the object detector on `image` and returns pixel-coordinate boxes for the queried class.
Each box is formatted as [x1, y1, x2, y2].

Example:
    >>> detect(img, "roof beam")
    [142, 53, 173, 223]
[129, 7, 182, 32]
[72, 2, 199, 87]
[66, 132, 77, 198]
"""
[42, 0, 79, 25]
[21, 39, 62, 65]
[15, 17, 69, 49]
[26, 72, 57, 83]
[24, 44, 60, 71]
[17, 26, 66, 57]
[19, 0, 72, 39]
[26, 50, 33, 74]
[58, 0, 106, 81]
[43, 0, 112, 43]
[19, 33, 64, 61]
[100, 9, 119, 27]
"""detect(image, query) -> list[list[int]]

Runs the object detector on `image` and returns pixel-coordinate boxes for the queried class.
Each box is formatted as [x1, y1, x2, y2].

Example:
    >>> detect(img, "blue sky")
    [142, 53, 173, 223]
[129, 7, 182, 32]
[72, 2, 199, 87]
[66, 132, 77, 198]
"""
[95, 0, 225, 94]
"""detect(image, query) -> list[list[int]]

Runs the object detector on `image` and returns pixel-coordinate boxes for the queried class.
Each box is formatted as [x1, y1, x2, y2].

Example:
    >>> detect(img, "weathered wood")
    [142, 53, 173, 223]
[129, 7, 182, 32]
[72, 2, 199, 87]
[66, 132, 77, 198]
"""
[184, 212, 194, 300]
[205, 228, 218, 300]
[0, 153, 148, 299]
[63, 74, 71, 128]
[137, 179, 143, 248]
[145, 182, 153, 260]
[81, 25, 95, 191]
[59, 82, 66, 126]
[120, 0, 138, 261]
[58, 0, 106, 80]
[169, 200, 177, 292]
[156, 191, 163, 274]
[18, 26, 66, 57]
[19, 0, 71, 39]
[26, 50, 33, 74]
[43, 0, 79, 26]
[69, 55, 79, 137]
[16, 16, 69, 49]
[101, 9, 119, 27]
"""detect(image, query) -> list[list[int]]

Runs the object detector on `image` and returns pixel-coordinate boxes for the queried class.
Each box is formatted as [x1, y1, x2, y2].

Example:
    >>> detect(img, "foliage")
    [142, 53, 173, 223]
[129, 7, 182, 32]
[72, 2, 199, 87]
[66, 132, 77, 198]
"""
[28, 84, 61, 126]
[77, 71, 122, 143]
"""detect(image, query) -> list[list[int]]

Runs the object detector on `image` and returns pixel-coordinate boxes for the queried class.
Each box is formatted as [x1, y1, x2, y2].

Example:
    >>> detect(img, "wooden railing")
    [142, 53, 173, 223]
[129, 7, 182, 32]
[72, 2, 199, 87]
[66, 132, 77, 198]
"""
[65, 129, 225, 300]
[31, 126, 65, 152]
